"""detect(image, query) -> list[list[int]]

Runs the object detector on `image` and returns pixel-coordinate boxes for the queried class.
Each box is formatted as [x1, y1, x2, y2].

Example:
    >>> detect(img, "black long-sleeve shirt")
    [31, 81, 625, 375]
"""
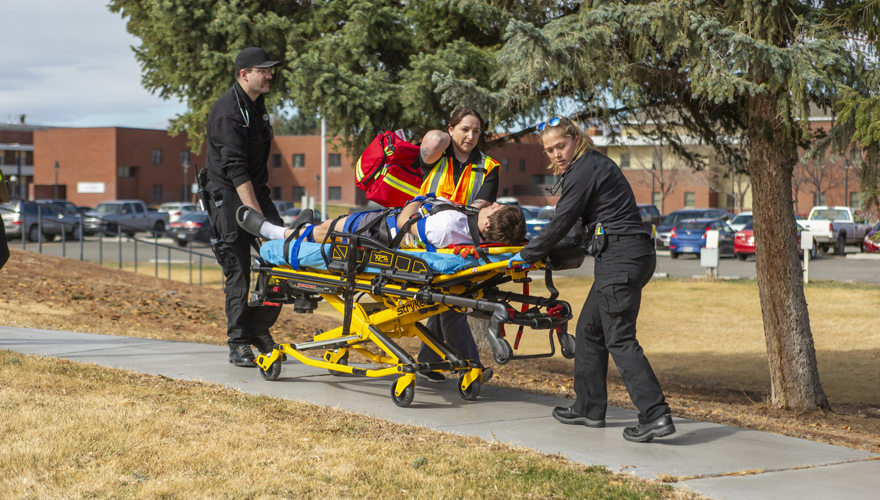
[204, 82, 273, 197]
[521, 150, 647, 263]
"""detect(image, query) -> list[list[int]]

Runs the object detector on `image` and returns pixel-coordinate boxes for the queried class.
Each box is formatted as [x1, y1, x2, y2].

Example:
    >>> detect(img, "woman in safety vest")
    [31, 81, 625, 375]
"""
[415, 106, 501, 383]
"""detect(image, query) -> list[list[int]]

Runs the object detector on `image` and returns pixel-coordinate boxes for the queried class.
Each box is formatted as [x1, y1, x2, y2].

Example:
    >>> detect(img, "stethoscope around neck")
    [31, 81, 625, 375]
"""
[233, 86, 270, 129]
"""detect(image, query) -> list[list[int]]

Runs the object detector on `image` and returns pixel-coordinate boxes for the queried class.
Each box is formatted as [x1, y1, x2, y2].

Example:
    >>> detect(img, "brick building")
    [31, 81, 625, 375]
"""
[33, 127, 204, 208]
[1, 119, 50, 199]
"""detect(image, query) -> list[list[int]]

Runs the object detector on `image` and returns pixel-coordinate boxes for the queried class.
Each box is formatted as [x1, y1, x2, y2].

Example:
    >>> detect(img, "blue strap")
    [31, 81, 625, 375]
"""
[288, 225, 315, 270]
[416, 218, 436, 252]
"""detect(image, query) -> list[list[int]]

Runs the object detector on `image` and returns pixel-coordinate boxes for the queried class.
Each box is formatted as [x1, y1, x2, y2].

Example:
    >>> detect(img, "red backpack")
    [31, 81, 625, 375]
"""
[355, 131, 423, 207]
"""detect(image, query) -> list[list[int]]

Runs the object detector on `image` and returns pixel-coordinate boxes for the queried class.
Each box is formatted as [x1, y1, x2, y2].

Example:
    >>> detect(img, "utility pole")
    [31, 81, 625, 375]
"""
[16, 152, 23, 200]
[844, 158, 849, 207]
[54, 161, 59, 199]
[320, 116, 327, 220]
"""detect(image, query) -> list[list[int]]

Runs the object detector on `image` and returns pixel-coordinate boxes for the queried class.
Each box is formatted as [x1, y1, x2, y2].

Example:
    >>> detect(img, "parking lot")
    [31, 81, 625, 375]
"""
[558, 248, 880, 283]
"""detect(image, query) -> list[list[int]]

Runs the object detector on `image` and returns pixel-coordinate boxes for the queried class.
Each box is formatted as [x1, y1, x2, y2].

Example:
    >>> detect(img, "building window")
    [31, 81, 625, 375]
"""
[652, 192, 661, 207]
[502, 158, 509, 172]
[152, 149, 163, 165]
[684, 192, 695, 207]
[619, 152, 631, 168]
[532, 174, 559, 185]
[502, 188, 509, 196]
[293, 186, 305, 202]
[273, 186, 281, 199]
[519, 159, 526, 172]
[328, 186, 342, 200]
[273, 154, 282, 168]
[850, 192, 861, 209]
[118, 166, 137, 178]
[152, 185, 163, 203]
[293, 154, 305, 168]
[180, 150, 190, 167]
[328, 153, 342, 168]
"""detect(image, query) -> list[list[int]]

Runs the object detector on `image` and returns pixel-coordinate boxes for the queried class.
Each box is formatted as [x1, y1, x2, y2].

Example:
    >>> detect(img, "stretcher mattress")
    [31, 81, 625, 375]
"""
[260, 240, 517, 275]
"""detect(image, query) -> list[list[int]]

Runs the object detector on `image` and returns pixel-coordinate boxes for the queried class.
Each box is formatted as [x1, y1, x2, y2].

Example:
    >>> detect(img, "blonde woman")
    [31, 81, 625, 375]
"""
[509, 117, 674, 443]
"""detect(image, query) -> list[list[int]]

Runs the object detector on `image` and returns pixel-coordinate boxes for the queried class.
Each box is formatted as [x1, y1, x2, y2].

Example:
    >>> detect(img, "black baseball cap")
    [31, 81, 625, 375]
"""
[234, 47, 281, 71]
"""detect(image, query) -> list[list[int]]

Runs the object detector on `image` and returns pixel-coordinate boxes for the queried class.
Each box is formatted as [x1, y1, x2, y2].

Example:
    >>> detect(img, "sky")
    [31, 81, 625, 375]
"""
[0, 1, 187, 129]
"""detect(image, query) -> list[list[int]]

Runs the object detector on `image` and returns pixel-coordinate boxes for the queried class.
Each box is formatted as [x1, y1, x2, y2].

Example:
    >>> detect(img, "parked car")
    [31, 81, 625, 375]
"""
[734, 221, 817, 260]
[157, 202, 200, 224]
[496, 196, 520, 206]
[862, 222, 880, 253]
[800, 206, 873, 255]
[727, 211, 753, 232]
[35, 199, 83, 240]
[273, 200, 295, 213]
[76, 205, 93, 215]
[84, 200, 170, 236]
[1, 200, 70, 242]
[656, 208, 730, 248]
[280, 208, 304, 227]
[169, 211, 212, 247]
[668, 218, 735, 259]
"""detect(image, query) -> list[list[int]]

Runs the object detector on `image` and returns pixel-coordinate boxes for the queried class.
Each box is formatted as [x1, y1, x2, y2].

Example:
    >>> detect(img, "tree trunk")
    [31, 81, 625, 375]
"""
[748, 93, 831, 411]
[467, 316, 494, 362]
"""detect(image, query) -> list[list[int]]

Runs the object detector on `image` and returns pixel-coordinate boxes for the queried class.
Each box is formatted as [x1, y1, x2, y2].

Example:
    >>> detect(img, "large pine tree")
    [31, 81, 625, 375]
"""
[439, 0, 875, 410]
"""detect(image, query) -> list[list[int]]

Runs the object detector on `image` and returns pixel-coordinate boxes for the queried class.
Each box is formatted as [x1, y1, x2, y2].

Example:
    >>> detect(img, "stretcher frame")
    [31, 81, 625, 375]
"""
[249, 231, 582, 407]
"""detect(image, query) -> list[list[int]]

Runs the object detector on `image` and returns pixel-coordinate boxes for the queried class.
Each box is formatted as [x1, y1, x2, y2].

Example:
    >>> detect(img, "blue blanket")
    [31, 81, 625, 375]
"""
[260, 240, 514, 275]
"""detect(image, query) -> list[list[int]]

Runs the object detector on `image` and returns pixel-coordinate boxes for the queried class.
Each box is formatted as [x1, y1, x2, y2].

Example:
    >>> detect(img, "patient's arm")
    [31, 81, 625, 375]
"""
[397, 201, 425, 231]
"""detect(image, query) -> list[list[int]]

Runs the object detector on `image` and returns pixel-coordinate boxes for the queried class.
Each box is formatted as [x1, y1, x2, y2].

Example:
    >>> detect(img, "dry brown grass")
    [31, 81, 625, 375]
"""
[0, 351, 690, 500]
[507, 277, 880, 404]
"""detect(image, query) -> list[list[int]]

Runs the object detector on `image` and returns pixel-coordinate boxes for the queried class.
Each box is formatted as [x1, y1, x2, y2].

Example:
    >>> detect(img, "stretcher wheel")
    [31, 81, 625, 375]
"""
[559, 333, 576, 360]
[493, 338, 513, 365]
[391, 380, 415, 407]
[328, 350, 349, 376]
[259, 359, 282, 381]
[458, 377, 481, 401]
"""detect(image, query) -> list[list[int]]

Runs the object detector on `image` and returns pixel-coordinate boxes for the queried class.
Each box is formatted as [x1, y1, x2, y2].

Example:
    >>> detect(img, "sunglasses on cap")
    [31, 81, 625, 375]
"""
[536, 116, 565, 131]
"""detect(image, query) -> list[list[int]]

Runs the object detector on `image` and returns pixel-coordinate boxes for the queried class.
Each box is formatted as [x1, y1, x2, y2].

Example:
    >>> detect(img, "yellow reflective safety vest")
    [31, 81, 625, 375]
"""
[419, 151, 499, 206]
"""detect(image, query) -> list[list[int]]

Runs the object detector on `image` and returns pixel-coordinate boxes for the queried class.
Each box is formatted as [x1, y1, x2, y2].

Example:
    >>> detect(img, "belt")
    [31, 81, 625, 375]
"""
[607, 233, 650, 242]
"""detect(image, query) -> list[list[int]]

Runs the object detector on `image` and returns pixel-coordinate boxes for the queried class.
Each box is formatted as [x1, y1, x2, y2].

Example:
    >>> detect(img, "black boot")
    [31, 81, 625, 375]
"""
[228, 344, 257, 368]
[623, 414, 676, 443]
[251, 335, 276, 354]
[552, 406, 606, 428]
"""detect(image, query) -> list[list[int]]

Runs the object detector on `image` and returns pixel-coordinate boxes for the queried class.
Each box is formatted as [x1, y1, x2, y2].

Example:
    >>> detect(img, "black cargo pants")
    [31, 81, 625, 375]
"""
[573, 237, 669, 423]
[209, 190, 283, 348]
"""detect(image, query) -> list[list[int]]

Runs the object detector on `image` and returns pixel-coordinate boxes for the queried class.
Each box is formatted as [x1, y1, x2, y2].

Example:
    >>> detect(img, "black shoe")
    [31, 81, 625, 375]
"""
[552, 406, 606, 428]
[228, 345, 257, 368]
[481, 367, 494, 384]
[251, 335, 276, 354]
[623, 414, 676, 443]
[416, 371, 446, 383]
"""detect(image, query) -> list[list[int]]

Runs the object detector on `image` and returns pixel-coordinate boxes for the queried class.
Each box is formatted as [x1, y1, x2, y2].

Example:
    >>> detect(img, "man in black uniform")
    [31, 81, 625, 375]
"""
[204, 47, 283, 367]
[509, 116, 674, 442]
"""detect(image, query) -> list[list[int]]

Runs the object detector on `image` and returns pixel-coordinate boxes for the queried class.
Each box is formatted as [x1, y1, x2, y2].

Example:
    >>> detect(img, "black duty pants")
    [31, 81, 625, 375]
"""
[573, 238, 669, 423]
[210, 193, 282, 348]
[417, 310, 481, 365]
[0, 221, 9, 271]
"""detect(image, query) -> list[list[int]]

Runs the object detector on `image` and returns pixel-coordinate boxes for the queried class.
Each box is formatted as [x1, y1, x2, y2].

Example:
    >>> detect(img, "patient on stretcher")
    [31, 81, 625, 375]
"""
[238, 197, 526, 251]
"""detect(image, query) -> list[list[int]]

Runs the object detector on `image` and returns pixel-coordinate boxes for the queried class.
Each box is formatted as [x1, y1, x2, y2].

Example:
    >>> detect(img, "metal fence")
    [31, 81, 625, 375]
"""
[1, 200, 221, 287]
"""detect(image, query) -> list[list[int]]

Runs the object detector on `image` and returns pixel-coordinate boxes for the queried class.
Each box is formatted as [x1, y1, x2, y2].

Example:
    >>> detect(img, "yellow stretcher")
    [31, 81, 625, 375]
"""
[249, 232, 584, 407]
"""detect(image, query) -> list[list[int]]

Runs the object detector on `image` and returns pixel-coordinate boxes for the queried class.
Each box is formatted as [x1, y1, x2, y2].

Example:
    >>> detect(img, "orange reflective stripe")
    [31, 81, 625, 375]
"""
[420, 152, 498, 205]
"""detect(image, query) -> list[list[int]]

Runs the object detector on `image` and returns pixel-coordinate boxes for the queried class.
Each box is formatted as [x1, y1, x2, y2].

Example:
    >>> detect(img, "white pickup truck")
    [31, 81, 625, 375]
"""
[800, 206, 873, 255]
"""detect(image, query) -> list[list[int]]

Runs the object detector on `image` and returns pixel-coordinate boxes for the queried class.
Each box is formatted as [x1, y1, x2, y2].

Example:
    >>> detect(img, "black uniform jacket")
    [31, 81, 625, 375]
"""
[205, 82, 274, 196]
[520, 150, 647, 264]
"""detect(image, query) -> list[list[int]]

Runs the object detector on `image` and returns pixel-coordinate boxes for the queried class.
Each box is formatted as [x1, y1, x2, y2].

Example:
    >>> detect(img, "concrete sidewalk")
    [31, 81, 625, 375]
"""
[1, 326, 877, 499]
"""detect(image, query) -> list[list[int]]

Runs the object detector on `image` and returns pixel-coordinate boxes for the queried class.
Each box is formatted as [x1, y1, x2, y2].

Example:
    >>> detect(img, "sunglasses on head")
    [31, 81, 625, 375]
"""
[536, 116, 565, 131]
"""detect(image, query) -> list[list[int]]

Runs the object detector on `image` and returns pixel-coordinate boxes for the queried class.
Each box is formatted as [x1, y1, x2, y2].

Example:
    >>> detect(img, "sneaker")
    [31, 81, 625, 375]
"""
[228, 344, 257, 368]
[552, 406, 606, 428]
[623, 413, 676, 443]
[416, 371, 446, 383]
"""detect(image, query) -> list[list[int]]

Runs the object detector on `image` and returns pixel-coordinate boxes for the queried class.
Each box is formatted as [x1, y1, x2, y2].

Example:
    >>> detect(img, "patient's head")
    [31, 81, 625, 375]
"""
[479, 203, 526, 245]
